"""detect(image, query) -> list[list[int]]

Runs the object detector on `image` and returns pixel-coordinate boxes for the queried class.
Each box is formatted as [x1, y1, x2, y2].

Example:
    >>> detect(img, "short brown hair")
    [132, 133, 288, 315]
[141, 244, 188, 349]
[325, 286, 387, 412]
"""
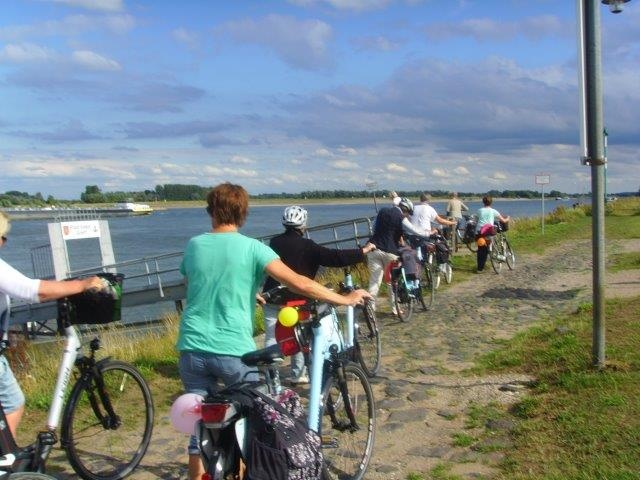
[482, 195, 493, 206]
[420, 192, 431, 202]
[206, 183, 249, 227]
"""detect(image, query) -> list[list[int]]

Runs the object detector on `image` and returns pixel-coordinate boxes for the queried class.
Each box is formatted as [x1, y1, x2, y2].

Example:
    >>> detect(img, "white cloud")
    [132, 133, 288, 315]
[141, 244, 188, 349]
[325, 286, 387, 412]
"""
[491, 172, 508, 180]
[172, 28, 199, 49]
[230, 155, 254, 164]
[218, 14, 333, 70]
[72, 50, 121, 71]
[432, 168, 447, 177]
[0, 43, 57, 63]
[48, 0, 124, 12]
[336, 146, 357, 156]
[386, 162, 407, 173]
[314, 148, 333, 157]
[0, 14, 134, 41]
[453, 166, 470, 175]
[330, 160, 359, 170]
[288, 0, 392, 12]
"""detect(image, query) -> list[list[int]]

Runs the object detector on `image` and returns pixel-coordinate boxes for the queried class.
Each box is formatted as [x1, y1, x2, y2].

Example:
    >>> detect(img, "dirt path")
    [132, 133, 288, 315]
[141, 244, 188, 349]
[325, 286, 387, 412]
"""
[45, 239, 639, 479]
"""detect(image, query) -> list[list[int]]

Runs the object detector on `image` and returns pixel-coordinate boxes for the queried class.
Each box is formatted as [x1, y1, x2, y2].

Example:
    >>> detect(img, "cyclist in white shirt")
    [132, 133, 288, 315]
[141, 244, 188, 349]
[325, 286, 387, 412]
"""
[410, 192, 456, 234]
[0, 212, 103, 437]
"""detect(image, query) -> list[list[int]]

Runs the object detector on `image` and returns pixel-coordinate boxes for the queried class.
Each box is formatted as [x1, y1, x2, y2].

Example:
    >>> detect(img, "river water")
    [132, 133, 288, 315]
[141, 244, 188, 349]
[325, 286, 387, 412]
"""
[2, 198, 578, 278]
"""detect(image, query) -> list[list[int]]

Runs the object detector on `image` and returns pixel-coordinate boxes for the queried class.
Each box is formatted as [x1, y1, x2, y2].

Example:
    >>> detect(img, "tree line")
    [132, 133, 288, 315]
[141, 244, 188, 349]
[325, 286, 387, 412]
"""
[9, 184, 640, 208]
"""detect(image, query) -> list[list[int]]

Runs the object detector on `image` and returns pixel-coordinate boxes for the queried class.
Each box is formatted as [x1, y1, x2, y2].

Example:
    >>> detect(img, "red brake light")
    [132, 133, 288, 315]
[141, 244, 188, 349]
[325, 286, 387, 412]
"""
[201, 403, 230, 423]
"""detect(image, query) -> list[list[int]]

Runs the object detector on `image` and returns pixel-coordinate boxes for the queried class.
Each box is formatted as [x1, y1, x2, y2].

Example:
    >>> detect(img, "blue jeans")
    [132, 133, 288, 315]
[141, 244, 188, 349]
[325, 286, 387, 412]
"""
[263, 304, 305, 378]
[178, 351, 258, 454]
[0, 356, 24, 414]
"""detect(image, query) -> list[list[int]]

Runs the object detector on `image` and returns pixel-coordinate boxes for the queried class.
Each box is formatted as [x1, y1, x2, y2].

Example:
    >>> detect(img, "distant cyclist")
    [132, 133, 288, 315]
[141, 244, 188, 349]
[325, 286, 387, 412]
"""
[475, 195, 510, 273]
[366, 196, 429, 314]
[0, 211, 104, 438]
[261, 205, 375, 384]
[446, 191, 469, 230]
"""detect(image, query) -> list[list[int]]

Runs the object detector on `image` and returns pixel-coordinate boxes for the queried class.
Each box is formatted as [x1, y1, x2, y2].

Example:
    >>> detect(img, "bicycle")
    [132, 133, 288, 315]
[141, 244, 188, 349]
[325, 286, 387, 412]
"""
[461, 214, 478, 253]
[193, 286, 376, 480]
[0, 273, 154, 480]
[488, 221, 516, 274]
[339, 267, 381, 378]
[388, 246, 430, 322]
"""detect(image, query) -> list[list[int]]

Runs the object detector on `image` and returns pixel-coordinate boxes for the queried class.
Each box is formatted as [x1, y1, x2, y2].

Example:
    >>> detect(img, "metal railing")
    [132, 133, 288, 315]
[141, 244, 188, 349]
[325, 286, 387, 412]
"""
[13, 216, 375, 332]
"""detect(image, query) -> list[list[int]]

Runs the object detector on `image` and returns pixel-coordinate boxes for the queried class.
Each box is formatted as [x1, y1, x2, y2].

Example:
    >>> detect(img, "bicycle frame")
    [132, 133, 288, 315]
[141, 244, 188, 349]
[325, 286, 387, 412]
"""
[0, 319, 82, 473]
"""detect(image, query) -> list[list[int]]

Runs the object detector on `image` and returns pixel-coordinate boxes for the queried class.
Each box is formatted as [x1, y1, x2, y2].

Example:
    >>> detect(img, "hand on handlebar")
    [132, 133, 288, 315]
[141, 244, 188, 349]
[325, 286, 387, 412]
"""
[85, 276, 107, 292]
[345, 288, 372, 307]
[362, 242, 376, 254]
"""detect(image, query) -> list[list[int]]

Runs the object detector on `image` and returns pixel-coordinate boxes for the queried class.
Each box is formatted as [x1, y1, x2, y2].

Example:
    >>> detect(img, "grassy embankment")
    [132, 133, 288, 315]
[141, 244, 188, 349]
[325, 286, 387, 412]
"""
[415, 197, 640, 480]
[9, 198, 640, 474]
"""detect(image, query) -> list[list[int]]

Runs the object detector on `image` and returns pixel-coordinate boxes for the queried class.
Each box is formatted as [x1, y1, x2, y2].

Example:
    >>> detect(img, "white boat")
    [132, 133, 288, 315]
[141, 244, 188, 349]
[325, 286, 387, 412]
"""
[115, 202, 154, 215]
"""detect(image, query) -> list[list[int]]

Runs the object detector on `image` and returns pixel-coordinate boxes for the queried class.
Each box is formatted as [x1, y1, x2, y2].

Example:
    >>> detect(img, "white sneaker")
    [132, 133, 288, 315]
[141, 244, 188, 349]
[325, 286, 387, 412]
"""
[289, 373, 310, 385]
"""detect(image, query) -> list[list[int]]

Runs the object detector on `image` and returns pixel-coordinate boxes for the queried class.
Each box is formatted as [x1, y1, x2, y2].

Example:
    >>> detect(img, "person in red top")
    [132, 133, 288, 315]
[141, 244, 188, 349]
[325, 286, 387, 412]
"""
[261, 205, 375, 383]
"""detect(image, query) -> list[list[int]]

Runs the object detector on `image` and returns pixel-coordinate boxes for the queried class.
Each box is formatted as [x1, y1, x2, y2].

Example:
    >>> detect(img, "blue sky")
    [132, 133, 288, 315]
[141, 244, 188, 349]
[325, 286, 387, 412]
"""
[0, 0, 638, 199]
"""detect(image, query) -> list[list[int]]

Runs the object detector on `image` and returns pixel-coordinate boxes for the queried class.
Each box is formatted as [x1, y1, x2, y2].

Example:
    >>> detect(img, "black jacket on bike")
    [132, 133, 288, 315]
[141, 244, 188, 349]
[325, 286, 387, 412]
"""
[263, 228, 365, 303]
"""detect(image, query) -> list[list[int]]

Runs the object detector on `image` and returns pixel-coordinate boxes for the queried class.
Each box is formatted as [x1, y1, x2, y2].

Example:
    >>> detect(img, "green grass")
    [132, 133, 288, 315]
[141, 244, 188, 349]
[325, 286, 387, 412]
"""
[471, 297, 640, 479]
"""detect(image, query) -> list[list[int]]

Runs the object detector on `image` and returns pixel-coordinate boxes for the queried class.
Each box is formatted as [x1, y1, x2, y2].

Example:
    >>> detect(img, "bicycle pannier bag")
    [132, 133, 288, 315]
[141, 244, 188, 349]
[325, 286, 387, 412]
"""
[464, 220, 476, 242]
[435, 241, 450, 264]
[399, 246, 422, 281]
[245, 388, 322, 480]
[62, 273, 124, 325]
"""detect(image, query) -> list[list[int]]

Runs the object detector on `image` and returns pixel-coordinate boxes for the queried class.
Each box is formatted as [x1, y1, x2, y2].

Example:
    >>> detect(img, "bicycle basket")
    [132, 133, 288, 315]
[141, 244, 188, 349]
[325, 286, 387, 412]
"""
[61, 273, 124, 325]
[499, 220, 509, 232]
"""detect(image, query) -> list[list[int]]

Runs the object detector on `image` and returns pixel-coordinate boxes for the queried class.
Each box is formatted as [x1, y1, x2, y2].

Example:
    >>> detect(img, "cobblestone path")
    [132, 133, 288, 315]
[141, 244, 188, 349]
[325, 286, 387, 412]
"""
[47, 239, 607, 479]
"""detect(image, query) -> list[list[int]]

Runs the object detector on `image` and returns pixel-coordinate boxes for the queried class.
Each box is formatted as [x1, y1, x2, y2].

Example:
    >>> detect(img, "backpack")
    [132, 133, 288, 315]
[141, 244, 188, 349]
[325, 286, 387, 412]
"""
[244, 388, 323, 480]
[435, 241, 450, 265]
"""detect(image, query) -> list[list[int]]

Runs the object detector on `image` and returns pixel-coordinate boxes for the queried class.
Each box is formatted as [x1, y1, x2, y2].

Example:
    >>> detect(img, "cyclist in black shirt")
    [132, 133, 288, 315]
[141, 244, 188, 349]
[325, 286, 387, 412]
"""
[261, 205, 375, 383]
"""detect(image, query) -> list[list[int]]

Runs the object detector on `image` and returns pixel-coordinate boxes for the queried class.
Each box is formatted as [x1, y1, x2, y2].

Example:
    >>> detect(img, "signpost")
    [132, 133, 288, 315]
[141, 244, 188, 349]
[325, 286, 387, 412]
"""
[535, 174, 551, 235]
[365, 179, 379, 213]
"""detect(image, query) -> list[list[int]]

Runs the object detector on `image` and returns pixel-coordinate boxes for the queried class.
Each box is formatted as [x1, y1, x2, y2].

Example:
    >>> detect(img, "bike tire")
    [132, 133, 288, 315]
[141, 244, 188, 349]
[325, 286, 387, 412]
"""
[355, 301, 381, 377]
[418, 267, 435, 311]
[320, 363, 376, 480]
[490, 240, 503, 274]
[465, 237, 478, 253]
[443, 263, 453, 284]
[62, 360, 154, 480]
[504, 239, 515, 270]
[393, 281, 414, 322]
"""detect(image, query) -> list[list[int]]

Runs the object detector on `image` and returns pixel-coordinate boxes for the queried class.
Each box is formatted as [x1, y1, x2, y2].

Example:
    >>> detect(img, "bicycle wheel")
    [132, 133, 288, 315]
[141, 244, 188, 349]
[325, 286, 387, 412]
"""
[442, 263, 453, 284]
[392, 280, 414, 322]
[320, 363, 376, 480]
[355, 301, 381, 377]
[489, 239, 503, 274]
[62, 360, 154, 480]
[504, 238, 515, 270]
[433, 264, 441, 290]
[418, 266, 435, 311]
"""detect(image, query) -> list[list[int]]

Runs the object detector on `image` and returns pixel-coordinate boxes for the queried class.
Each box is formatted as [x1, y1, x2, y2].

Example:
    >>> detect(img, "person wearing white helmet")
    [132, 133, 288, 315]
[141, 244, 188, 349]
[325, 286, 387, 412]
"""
[367, 193, 430, 314]
[261, 205, 376, 384]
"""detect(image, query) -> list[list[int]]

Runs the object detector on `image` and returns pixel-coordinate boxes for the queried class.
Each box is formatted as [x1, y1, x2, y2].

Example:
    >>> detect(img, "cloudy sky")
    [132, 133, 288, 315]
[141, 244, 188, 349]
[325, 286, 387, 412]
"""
[0, 0, 638, 199]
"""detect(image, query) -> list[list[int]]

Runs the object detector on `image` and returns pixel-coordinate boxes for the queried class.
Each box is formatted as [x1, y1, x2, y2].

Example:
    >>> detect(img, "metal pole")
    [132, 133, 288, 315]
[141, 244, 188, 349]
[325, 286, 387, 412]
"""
[604, 128, 608, 200]
[578, 0, 607, 368]
[541, 185, 545, 235]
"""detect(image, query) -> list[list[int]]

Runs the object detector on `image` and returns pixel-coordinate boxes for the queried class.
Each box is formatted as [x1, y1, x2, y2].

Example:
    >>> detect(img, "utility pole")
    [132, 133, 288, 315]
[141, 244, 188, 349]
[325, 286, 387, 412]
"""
[577, 0, 607, 368]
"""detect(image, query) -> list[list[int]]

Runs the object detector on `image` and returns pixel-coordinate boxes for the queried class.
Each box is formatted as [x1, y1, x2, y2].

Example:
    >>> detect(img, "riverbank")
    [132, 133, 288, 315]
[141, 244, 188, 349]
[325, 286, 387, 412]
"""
[10, 198, 639, 479]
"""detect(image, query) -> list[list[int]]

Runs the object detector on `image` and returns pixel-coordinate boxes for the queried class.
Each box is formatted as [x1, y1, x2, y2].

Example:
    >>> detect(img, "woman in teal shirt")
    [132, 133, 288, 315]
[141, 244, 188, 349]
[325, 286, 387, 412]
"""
[178, 183, 370, 480]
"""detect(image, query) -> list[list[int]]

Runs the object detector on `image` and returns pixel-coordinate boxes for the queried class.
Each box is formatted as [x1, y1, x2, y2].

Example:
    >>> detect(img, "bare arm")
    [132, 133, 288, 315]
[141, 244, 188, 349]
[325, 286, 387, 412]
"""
[38, 276, 104, 303]
[498, 214, 510, 223]
[435, 214, 456, 226]
[265, 259, 370, 306]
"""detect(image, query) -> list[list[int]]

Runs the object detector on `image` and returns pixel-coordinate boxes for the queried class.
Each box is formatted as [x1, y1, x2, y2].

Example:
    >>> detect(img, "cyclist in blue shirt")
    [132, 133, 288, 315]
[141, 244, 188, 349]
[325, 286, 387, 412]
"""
[475, 195, 510, 272]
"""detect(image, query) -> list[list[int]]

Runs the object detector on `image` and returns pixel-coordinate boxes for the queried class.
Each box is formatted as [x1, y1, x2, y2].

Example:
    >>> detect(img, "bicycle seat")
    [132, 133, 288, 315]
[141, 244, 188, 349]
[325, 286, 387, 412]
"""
[241, 343, 284, 367]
